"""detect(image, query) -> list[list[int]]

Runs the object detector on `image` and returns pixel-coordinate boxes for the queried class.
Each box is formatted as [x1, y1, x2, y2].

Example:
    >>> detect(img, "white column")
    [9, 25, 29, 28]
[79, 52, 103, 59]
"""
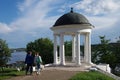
[58, 35, 61, 64]
[60, 33, 65, 65]
[84, 33, 92, 64]
[88, 33, 92, 64]
[72, 35, 76, 62]
[59, 43, 61, 64]
[53, 34, 58, 65]
[84, 33, 88, 63]
[76, 32, 81, 65]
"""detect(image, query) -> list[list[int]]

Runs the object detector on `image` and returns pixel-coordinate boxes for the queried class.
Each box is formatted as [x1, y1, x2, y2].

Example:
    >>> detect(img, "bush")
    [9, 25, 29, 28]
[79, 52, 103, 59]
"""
[0, 68, 24, 80]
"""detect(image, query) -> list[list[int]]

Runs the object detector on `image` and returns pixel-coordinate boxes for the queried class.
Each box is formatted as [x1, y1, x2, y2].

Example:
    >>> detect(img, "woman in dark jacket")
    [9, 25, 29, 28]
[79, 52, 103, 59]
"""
[25, 51, 34, 75]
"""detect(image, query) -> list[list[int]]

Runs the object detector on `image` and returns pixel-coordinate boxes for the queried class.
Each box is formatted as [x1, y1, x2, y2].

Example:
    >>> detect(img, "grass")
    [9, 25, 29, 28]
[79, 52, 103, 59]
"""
[69, 71, 116, 80]
[0, 68, 24, 80]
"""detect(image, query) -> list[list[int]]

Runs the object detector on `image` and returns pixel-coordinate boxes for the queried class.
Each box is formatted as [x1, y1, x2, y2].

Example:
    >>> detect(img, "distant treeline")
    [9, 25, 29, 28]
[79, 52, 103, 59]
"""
[10, 48, 26, 53]
[10, 42, 119, 53]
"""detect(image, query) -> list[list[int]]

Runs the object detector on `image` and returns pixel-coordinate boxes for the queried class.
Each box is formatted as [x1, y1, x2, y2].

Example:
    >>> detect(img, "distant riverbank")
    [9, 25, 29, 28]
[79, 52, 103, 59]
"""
[8, 51, 27, 64]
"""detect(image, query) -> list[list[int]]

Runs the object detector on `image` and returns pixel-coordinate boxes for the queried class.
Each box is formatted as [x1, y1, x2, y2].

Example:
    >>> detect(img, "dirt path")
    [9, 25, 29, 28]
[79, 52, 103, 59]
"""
[6, 69, 79, 80]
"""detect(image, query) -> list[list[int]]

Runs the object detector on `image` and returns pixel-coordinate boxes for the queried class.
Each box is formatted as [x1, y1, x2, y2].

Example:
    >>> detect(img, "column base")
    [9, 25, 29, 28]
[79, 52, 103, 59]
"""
[72, 59, 76, 63]
[60, 62, 66, 66]
[89, 62, 94, 65]
[84, 62, 95, 66]
[53, 63, 58, 66]
[54, 60, 59, 64]
[76, 62, 81, 66]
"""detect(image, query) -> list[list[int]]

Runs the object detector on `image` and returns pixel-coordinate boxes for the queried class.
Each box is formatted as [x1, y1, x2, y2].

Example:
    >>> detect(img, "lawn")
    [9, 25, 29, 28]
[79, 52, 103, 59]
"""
[0, 68, 24, 80]
[69, 71, 115, 80]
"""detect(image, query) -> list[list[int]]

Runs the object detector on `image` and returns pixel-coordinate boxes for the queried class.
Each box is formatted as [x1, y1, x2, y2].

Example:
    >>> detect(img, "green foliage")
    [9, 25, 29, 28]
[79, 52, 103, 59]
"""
[69, 71, 115, 80]
[111, 42, 120, 74]
[112, 43, 120, 64]
[0, 39, 11, 67]
[0, 68, 24, 80]
[91, 36, 116, 65]
[65, 41, 72, 56]
[91, 36, 120, 75]
[64, 41, 84, 56]
[26, 38, 53, 64]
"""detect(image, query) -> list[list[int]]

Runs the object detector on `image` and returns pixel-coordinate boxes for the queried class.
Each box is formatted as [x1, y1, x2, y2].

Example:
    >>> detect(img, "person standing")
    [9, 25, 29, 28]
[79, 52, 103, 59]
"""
[34, 52, 42, 74]
[25, 51, 34, 75]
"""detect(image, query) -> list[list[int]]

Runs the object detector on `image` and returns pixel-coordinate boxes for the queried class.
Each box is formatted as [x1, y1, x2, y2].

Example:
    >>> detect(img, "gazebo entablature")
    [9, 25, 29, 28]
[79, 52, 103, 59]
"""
[51, 24, 93, 35]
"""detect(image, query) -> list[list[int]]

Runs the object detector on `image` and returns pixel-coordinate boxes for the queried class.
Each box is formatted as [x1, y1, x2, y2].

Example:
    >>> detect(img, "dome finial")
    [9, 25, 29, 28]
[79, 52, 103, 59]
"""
[70, 7, 73, 13]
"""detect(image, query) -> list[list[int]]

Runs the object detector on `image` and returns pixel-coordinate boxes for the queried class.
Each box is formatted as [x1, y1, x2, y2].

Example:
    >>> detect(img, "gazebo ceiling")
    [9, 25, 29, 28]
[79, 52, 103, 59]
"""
[53, 8, 92, 27]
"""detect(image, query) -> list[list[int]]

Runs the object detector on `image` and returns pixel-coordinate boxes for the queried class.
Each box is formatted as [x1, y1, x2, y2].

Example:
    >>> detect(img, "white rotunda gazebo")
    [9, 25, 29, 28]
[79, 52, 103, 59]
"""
[50, 8, 94, 66]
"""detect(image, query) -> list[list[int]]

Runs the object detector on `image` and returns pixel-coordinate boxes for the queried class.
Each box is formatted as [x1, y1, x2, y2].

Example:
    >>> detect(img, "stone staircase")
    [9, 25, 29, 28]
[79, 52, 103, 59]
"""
[44, 62, 94, 71]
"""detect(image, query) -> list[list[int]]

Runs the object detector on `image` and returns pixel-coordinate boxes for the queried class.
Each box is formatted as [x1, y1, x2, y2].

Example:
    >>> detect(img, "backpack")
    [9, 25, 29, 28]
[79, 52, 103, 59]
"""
[36, 56, 41, 63]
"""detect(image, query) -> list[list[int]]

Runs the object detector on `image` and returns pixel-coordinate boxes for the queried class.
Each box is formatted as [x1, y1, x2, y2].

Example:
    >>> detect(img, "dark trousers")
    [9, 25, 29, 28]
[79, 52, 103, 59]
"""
[36, 63, 40, 69]
[26, 63, 33, 75]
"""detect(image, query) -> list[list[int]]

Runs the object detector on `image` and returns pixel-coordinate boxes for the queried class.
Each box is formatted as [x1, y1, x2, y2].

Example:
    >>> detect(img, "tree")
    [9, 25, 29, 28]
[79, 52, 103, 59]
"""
[0, 39, 11, 67]
[114, 36, 120, 64]
[112, 38, 120, 74]
[65, 41, 72, 56]
[26, 38, 53, 64]
[92, 36, 117, 67]
[116, 36, 120, 43]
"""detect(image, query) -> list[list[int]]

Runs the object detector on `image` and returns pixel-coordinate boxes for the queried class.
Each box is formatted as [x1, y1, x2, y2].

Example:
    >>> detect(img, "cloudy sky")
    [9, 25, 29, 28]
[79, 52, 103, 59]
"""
[0, 0, 120, 48]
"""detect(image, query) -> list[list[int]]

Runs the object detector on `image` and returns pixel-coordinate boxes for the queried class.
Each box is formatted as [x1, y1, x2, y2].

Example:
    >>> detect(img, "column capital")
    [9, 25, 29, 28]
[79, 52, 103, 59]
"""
[53, 33, 58, 36]
[75, 32, 80, 34]
[72, 34, 75, 36]
[71, 32, 76, 36]
[60, 32, 65, 35]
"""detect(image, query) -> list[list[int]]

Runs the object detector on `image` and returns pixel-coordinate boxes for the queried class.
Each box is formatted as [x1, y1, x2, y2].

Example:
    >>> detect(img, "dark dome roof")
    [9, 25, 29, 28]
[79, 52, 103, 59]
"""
[53, 9, 91, 27]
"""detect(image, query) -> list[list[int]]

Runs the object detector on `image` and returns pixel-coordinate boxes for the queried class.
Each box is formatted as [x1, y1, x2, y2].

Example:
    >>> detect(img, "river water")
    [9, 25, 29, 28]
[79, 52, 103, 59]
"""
[7, 51, 27, 64]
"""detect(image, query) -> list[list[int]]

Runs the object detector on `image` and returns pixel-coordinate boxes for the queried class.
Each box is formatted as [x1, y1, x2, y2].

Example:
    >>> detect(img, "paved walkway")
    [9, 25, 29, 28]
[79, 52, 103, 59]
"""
[6, 69, 79, 80]
[6, 63, 92, 80]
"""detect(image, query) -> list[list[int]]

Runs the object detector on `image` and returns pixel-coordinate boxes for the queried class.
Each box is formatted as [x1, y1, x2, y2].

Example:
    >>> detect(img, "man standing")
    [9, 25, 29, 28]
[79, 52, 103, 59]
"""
[25, 51, 34, 75]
